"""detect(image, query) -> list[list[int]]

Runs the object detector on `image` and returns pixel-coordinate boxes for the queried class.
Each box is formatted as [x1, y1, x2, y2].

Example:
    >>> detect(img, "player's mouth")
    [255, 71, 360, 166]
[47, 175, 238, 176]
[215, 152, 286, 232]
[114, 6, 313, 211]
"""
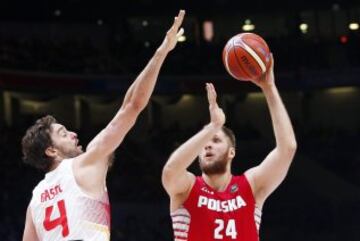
[205, 152, 214, 158]
[75, 139, 82, 150]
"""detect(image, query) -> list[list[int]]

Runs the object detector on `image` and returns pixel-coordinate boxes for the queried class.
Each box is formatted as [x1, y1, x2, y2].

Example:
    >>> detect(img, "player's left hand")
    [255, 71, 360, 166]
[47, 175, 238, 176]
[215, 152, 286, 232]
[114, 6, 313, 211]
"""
[252, 53, 275, 89]
[159, 10, 185, 53]
[206, 83, 225, 128]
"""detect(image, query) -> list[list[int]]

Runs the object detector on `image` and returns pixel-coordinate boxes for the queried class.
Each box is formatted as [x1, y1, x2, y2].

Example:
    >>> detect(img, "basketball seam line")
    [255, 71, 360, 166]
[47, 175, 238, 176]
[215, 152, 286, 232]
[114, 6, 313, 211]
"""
[232, 38, 252, 80]
[224, 45, 238, 80]
[239, 38, 266, 73]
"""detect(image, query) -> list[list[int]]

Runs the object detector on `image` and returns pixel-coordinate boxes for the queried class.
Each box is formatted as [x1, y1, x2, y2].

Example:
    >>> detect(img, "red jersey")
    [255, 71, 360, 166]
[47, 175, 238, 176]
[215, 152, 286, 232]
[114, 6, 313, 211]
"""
[171, 175, 261, 241]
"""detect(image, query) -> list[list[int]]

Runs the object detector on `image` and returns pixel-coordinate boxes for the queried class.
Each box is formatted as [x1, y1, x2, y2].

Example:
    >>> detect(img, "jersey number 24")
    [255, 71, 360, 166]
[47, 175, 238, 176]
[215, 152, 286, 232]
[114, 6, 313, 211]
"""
[214, 219, 237, 239]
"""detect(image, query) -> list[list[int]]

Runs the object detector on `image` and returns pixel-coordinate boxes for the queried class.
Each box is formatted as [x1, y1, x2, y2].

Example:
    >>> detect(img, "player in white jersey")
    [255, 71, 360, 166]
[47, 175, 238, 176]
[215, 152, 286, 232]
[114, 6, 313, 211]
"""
[21, 10, 185, 241]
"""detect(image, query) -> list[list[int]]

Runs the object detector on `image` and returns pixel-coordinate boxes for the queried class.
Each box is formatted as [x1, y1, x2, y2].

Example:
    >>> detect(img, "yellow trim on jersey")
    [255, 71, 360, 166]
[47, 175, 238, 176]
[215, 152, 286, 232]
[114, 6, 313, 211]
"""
[83, 221, 110, 240]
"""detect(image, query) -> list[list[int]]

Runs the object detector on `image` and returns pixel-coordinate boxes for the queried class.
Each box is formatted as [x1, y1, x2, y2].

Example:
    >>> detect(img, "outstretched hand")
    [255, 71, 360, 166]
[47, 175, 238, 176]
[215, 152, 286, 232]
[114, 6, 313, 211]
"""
[252, 53, 275, 89]
[206, 83, 225, 128]
[159, 10, 185, 53]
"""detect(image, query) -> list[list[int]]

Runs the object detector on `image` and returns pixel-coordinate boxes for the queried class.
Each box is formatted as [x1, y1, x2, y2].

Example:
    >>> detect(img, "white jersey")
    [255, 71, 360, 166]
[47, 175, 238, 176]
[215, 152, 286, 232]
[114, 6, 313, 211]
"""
[30, 158, 110, 241]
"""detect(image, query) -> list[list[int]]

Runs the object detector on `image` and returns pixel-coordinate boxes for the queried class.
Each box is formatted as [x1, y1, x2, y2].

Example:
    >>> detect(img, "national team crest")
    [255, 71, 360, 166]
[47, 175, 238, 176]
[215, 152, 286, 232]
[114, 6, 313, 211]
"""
[230, 184, 238, 193]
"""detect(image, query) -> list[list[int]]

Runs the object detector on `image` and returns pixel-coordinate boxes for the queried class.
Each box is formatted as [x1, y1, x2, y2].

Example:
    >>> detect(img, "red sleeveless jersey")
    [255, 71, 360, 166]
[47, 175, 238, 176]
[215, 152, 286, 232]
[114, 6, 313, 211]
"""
[171, 175, 261, 241]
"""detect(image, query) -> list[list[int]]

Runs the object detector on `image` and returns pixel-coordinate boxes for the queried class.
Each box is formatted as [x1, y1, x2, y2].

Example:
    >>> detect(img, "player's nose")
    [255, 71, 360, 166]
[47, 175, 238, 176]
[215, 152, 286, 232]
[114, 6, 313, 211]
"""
[69, 131, 78, 139]
[204, 143, 213, 150]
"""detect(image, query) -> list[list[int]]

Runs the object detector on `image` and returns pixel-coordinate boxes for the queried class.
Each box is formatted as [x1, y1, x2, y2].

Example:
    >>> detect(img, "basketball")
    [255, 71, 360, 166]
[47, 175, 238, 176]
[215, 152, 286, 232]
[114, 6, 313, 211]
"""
[222, 33, 271, 81]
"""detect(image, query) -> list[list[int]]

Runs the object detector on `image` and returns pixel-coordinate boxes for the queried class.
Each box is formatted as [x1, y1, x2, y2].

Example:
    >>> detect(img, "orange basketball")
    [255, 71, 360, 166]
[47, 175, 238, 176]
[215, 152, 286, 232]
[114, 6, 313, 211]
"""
[222, 33, 271, 81]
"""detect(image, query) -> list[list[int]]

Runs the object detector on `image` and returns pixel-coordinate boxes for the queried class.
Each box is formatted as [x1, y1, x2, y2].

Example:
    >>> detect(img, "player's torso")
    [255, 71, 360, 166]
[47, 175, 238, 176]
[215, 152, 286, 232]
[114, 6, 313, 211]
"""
[171, 175, 261, 241]
[30, 159, 111, 241]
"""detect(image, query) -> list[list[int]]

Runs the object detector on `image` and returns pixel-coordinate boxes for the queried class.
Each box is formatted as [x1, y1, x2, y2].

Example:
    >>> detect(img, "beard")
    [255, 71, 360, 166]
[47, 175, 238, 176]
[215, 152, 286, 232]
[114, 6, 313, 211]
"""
[199, 152, 228, 175]
[57, 146, 83, 159]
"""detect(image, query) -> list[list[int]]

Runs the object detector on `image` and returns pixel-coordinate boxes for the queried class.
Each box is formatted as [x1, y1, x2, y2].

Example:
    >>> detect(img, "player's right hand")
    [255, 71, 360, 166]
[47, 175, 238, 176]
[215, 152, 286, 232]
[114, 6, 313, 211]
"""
[206, 83, 225, 128]
[252, 53, 275, 89]
[159, 10, 185, 53]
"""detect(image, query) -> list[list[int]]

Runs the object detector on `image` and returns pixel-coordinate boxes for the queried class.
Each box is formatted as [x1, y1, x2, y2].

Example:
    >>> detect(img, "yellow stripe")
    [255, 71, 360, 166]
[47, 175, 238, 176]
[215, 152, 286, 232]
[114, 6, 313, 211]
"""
[83, 221, 110, 240]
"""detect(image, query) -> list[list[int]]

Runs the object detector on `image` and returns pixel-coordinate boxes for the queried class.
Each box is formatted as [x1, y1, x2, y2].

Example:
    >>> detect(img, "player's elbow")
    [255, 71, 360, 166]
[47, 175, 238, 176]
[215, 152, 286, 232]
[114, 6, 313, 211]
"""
[127, 97, 147, 113]
[162, 159, 180, 183]
[161, 165, 174, 189]
[287, 139, 297, 153]
[278, 140, 297, 158]
[162, 164, 174, 181]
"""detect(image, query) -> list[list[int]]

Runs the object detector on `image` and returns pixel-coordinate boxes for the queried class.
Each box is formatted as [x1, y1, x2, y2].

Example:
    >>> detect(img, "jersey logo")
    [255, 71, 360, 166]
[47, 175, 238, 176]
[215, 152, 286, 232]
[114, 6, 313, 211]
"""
[197, 195, 247, 213]
[201, 187, 214, 195]
[230, 184, 238, 193]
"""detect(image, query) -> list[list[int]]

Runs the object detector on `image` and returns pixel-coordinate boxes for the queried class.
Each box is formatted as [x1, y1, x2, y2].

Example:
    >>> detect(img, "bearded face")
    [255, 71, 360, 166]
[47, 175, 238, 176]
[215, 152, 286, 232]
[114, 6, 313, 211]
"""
[198, 130, 234, 175]
[199, 150, 229, 175]
[48, 123, 84, 161]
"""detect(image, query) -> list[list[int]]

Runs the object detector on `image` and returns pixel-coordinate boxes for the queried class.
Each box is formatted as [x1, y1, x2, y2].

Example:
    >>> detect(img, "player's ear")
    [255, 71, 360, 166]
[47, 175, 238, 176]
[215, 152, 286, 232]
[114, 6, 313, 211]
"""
[229, 147, 235, 159]
[45, 146, 57, 158]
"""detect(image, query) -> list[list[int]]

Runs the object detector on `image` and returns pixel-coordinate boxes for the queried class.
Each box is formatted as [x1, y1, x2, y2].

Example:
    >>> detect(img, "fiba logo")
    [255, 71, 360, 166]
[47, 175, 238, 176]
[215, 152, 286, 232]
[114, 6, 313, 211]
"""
[230, 184, 238, 193]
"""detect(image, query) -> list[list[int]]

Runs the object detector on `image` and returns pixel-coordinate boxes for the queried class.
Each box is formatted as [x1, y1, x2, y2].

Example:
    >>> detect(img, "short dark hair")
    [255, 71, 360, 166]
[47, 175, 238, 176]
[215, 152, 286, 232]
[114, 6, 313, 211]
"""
[222, 126, 236, 149]
[22, 115, 57, 172]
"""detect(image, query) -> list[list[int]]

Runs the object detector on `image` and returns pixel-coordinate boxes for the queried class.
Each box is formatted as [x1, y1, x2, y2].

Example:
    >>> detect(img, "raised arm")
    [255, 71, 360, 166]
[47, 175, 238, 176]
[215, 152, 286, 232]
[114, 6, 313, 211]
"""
[74, 10, 186, 195]
[245, 55, 297, 207]
[85, 10, 185, 157]
[162, 83, 225, 197]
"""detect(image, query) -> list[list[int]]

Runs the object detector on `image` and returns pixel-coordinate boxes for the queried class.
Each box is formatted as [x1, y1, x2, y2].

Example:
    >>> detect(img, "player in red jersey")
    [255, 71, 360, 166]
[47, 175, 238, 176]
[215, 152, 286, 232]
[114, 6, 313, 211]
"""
[162, 56, 297, 241]
[21, 10, 185, 241]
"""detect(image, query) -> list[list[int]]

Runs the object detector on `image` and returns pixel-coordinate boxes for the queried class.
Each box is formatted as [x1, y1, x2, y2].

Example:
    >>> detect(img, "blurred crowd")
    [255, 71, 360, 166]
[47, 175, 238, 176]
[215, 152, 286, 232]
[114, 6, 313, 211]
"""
[1, 32, 360, 76]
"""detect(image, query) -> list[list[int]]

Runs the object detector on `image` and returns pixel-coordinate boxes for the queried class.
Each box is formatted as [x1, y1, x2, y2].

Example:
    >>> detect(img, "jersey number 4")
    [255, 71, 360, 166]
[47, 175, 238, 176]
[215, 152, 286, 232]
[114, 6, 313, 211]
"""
[214, 219, 237, 239]
[43, 199, 69, 237]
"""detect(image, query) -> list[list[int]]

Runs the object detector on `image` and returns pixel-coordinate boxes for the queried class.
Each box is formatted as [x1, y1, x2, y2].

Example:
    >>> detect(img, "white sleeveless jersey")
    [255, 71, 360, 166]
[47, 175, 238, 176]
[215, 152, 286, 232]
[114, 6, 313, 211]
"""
[30, 158, 111, 241]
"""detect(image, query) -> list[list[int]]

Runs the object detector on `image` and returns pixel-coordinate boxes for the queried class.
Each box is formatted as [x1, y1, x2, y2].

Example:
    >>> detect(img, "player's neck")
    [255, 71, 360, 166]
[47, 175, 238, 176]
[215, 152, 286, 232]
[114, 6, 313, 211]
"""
[202, 172, 232, 192]
[47, 159, 62, 172]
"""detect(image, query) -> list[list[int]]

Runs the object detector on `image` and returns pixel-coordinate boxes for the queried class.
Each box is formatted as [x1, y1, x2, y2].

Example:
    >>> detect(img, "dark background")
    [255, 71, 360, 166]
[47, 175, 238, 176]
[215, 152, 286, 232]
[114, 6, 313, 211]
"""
[0, 0, 360, 240]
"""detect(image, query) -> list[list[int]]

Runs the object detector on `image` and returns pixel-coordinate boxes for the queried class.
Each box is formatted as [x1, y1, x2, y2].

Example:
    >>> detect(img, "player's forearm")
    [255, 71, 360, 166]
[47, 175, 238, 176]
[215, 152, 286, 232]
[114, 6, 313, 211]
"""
[164, 123, 221, 173]
[122, 47, 169, 112]
[263, 85, 297, 153]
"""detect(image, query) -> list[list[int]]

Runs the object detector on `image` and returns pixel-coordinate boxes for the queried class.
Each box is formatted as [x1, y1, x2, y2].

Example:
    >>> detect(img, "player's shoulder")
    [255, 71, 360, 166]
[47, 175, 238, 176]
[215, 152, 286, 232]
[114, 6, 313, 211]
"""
[58, 158, 75, 171]
[32, 159, 74, 192]
[232, 173, 251, 186]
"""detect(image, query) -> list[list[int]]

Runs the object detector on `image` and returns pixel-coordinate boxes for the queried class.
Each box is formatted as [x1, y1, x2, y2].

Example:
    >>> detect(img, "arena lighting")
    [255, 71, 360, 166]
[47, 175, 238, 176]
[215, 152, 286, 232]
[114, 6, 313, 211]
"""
[247, 92, 265, 100]
[142, 20, 148, 27]
[299, 23, 308, 34]
[203, 21, 214, 42]
[340, 35, 348, 44]
[97, 19, 103, 26]
[326, 87, 358, 94]
[179, 94, 193, 102]
[242, 19, 255, 31]
[54, 9, 61, 17]
[349, 22, 359, 30]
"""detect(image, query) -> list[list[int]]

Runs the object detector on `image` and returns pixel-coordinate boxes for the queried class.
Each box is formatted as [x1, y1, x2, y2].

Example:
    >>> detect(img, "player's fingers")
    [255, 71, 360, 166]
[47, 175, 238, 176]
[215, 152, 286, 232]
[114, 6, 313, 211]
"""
[210, 83, 216, 95]
[206, 84, 215, 104]
[209, 84, 218, 107]
[209, 83, 217, 101]
[174, 10, 185, 29]
[206, 83, 211, 100]
[176, 28, 184, 38]
[269, 53, 274, 69]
